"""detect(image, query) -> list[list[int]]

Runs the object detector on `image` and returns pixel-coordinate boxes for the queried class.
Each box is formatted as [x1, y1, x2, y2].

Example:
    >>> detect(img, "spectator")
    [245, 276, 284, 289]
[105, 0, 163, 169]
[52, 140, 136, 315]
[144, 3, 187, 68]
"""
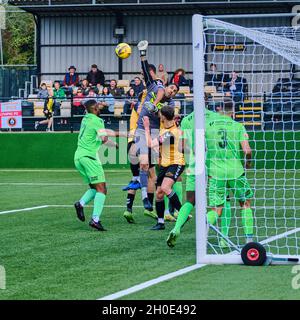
[63, 65, 80, 89]
[80, 79, 90, 96]
[226, 71, 247, 102]
[109, 79, 123, 97]
[37, 83, 49, 100]
[205, 63, 228, 90]
[86, 64, 105, 86]
[131, 77, 145, 96]
[53, 81, 66, 115]
[124, 87, 138, 114]
[85, 88, 97, 103]
[98, 87, 115, 112]
[73, 88, 85, 115]
[34, 89, 54, 132]
[95, 83, 104, 95]
[170, 68, 189, 87]
[157, 64, 169, 85]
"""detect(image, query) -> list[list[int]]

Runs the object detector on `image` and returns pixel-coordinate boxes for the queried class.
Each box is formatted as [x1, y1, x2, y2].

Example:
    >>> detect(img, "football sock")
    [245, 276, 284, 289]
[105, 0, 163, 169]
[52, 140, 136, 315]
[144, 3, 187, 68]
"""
[173, 182, 183, 204]
[130, 163, 140, 178]
[79, 189, 97, 207]
[126, 193, 135, 212]
[241, 208, 254, 237]
[167, 191, 181, 212]
[156, 199, 165, 220]
[221, 200, 232, 237]
[174, 202, 194, 232]
[147, 193, 154, 207]
[92, 192, 106, 223]
[164, 196, 170, 214]
[207, 210, 219, 225]
[140, 169, 148, 200]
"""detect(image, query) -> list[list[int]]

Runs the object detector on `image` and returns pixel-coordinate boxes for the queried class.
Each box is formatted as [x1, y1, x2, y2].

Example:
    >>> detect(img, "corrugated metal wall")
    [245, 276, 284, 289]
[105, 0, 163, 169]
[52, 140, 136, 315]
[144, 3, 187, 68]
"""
[40, 14, 293, 95]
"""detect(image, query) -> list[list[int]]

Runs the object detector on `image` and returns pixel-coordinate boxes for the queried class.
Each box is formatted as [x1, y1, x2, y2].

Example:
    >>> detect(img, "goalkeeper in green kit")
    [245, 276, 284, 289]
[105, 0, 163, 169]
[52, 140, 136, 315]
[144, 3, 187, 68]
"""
[167, 98, 254, 247]
[74, 99, 119, 231]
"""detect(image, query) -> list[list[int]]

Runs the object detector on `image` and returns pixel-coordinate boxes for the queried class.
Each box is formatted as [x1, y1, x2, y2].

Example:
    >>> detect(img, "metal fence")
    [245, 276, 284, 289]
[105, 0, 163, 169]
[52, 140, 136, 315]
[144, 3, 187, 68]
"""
[0, 67, 37, 98]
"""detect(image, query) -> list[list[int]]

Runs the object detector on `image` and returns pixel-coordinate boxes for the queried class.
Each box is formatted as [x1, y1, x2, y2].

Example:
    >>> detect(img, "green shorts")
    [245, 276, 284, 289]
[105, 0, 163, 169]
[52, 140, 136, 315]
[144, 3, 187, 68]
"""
[185, 165, 195, 192]
[74, 155, 105, 185]
[208, 174, 253, 207]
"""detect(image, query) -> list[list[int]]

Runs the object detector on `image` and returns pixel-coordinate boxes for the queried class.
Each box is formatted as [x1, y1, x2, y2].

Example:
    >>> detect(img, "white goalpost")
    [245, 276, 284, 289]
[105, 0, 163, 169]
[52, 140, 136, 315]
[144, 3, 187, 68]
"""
[193, 14, 300, 265]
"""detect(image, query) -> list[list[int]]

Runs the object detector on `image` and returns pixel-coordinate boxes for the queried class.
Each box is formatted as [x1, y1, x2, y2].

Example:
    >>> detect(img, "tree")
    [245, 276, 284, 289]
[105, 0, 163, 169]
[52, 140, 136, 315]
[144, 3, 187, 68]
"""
[2, 6, 35, 65]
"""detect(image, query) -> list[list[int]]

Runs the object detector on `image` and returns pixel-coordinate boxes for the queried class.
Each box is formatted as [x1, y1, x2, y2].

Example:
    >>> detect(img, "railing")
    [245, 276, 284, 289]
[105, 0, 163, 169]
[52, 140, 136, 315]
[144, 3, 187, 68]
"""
[8, 0, 294, 7]
[1, 95, 300, 133]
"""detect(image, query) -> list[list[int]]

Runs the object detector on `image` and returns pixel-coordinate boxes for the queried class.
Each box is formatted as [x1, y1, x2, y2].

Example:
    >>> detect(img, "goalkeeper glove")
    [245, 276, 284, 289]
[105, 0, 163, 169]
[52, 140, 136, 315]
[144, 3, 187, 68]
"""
[144, 101, 158, 113]
[137, 40, 149, 57]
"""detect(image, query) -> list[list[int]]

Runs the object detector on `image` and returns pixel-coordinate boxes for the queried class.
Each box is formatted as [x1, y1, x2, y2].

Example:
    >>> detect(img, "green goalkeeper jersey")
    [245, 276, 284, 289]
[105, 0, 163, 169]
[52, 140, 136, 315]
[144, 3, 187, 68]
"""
[205, 113, 249, 180]
[180, 112, 195, 167]
[74, 113, 106, 161]
[180, 110, 220, 168]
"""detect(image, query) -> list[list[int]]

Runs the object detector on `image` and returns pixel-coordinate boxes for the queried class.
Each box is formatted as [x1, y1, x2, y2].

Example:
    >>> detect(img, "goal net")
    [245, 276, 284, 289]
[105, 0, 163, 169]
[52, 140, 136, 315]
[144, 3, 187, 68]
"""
[193, 15, 300, 265]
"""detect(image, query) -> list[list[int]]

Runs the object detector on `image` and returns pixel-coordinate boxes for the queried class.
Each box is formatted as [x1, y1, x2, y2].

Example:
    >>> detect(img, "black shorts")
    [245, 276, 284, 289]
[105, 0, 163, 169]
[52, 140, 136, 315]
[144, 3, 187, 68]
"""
[44, 111, 53, 120]
[156, 164, 185, 187]
[127, 141, 135, 154]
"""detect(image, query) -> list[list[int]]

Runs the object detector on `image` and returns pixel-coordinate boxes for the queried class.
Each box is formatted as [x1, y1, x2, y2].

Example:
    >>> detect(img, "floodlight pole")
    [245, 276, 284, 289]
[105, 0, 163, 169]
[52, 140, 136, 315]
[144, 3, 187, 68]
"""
[192, 14, 207, 264]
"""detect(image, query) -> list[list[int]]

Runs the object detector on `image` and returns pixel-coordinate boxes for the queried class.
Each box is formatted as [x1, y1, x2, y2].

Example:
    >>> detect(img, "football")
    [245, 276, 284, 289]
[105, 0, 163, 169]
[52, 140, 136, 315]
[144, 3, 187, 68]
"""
[115, 43, 132, 59]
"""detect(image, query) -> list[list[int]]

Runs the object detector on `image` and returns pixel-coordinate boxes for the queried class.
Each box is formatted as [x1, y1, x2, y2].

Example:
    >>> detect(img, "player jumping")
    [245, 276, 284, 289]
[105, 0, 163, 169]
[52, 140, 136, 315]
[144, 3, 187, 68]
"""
[134, 40, 179, 213]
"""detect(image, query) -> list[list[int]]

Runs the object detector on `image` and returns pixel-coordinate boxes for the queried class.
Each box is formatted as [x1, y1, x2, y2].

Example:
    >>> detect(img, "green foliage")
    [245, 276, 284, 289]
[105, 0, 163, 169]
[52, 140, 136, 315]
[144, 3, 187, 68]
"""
[2, 8, 35, 65]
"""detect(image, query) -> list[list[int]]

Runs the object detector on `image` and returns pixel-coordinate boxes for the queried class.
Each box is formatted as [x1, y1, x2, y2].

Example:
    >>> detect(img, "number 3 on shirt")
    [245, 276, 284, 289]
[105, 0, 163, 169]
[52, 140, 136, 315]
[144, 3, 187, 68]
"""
[218, 129, 227, 149]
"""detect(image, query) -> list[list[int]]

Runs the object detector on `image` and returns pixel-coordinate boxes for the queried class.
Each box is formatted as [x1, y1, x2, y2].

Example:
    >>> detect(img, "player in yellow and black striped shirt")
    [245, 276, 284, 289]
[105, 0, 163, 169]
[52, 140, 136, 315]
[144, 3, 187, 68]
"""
[143, 105, 185, 230]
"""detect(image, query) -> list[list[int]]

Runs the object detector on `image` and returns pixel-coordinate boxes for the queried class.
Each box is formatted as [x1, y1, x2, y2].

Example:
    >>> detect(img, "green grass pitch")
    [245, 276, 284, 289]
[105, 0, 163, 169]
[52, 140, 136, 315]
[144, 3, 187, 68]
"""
[0, 169, 299, 300]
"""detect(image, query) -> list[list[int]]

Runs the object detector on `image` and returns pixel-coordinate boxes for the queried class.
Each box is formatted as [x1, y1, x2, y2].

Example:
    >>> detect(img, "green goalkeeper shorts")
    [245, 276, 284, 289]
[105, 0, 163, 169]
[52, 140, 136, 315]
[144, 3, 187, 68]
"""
[75, 156, 106, 185]
[208, 174, 253, 207]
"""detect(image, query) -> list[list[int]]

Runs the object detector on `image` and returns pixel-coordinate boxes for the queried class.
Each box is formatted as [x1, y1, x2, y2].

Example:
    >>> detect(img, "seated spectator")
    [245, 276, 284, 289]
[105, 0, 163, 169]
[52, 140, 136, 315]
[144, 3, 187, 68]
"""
[63, 65, 80, 90]
[205, 63, 229, 90]
[98, 87, 115, 113]
[95, 83, 104, 95]
[124, 87, 138, 114]
[53, 81, 66, 115]
[73, 88, 85, 115]
[80, 79, 91, 96]
[225, 71, 247, 102]
[85, 88, 97, 103]
[131, 77, 145, 96]
[34, 89, 54, 132]
[109, 79, 123, 97]
[170, 68, 189, 87]
[37, 83, 49, 100]
[86, 64, 105, 86]
[157, 64, 169, 85]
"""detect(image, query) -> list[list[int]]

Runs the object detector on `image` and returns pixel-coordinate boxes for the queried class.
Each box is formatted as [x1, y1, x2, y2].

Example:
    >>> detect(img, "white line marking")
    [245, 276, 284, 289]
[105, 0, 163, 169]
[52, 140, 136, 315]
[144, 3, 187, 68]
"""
[0, 204, 144, 215]
[0, 205, 49, 215]
[98, 264, 206, 300]
[260, 228, 300, 245]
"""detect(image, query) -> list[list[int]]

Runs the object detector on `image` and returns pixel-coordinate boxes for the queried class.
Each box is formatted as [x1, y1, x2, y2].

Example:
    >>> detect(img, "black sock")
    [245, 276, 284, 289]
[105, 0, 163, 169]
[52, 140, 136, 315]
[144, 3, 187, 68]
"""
[130, 163, 140, 177]
[167, 191, 182, 212]
[147, 193, 154, 206]
[126, 193, 135, 212]
[155, 199, 165, 219]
